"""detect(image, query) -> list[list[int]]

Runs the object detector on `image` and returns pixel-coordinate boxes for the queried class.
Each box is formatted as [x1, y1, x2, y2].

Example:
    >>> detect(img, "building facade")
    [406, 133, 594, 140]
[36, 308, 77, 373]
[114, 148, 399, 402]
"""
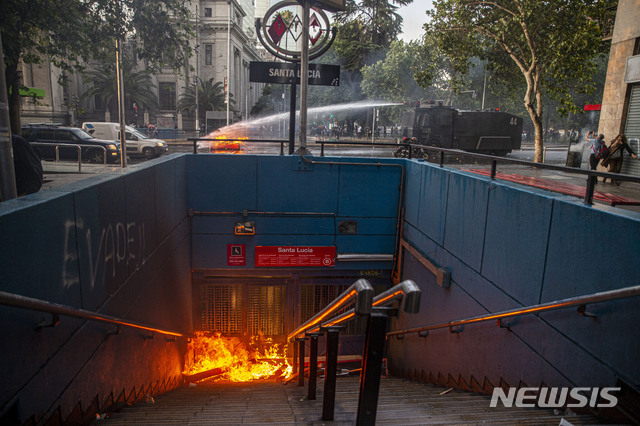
[18, 0, 266, 133]
[599, 0, 640, 175]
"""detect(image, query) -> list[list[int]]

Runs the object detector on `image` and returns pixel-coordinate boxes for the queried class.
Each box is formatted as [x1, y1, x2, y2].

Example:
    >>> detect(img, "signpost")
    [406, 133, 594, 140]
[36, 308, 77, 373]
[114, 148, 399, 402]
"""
[249, 62, 340, 86]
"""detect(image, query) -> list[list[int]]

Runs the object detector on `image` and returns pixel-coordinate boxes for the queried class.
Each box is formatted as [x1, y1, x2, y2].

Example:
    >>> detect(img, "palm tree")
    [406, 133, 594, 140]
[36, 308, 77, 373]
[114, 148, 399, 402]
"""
[82, 58, 159, 120]
[177, 77, 234, 124]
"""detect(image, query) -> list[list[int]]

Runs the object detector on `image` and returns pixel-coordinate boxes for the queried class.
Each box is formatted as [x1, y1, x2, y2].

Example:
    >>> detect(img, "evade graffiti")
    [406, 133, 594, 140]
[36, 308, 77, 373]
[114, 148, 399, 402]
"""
[63, 219, 146, 289]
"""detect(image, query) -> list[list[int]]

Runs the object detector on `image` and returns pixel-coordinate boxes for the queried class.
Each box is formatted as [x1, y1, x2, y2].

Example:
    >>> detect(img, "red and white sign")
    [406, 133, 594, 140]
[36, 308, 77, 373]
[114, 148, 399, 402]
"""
[227, 244, 246, 266]
[255, 246, 336, 267]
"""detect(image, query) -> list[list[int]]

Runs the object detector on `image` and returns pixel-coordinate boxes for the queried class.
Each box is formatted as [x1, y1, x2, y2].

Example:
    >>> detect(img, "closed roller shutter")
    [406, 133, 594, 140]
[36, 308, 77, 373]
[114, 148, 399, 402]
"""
[622, 84, 640, 176]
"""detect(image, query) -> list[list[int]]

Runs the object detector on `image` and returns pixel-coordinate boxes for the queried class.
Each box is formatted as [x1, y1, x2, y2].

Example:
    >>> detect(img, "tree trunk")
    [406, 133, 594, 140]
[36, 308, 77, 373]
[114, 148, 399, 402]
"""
[522, 69, 544, 163]
[5, 62, 22, 135]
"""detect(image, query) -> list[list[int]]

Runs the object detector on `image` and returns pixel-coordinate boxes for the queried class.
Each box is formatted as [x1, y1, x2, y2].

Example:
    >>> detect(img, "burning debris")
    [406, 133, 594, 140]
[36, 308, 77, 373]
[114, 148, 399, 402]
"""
[182, 332, 292, 383]
[210, 134, 247, 154]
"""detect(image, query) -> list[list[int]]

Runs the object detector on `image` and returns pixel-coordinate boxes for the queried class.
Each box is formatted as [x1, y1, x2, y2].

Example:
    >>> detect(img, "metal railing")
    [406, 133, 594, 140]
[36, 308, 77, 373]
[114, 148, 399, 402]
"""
[314, 140, 640, 206]
[387, 284, 640, 338]
[0, 290, 189, 339]
[290, 279, 420, 425]
[187, 138, 289, 155]
[32, 142, 108, 172]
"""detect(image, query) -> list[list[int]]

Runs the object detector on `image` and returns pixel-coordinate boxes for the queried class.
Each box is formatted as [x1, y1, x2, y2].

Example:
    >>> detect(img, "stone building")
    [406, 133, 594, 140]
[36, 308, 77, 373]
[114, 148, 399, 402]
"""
[599, 0, 640, 175]
[18, 0, 267, 133]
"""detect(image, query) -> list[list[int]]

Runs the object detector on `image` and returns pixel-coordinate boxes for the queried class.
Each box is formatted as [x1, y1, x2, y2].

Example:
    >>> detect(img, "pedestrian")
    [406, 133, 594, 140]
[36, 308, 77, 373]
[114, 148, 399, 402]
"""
[601, 133, 638, 185]
[11, 134, 43, 196]
[586, 131, 603, 173]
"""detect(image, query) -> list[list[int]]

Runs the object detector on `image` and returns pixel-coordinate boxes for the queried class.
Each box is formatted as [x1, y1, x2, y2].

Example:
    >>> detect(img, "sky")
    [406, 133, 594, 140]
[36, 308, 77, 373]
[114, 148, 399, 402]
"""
[397, 1, 433, 42]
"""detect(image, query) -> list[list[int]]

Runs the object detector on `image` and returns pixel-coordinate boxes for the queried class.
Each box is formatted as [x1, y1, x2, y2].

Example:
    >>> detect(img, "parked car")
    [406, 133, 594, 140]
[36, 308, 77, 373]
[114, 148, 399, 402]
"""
[82, 122, 168, 159]
[21, 124, 121, 164]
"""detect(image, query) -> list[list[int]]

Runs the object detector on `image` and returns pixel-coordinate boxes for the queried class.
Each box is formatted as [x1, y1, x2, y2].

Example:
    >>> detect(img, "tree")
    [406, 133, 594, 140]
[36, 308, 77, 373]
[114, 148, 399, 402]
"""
[426, 0, 611, 162]
[334, 0, 413, 68]
[82, 58, 159, 119]
[177, 78, 232, 124]
[1, 0, 192, 134]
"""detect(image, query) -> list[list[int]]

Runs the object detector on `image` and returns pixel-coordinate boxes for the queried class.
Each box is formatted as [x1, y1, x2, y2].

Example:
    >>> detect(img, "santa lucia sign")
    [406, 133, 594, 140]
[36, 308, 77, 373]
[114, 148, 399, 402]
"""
[250, 61, 340, 86]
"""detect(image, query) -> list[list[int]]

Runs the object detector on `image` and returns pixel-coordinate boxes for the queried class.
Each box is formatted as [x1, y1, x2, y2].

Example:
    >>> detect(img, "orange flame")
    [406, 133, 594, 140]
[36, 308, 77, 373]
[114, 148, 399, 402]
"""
[210, 134, 247, 154]
[183, 331, 292, 383]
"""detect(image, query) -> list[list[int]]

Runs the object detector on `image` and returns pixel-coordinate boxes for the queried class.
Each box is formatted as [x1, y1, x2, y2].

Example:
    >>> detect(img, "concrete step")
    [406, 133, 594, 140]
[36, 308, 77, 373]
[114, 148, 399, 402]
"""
[95, 376, 606, 425]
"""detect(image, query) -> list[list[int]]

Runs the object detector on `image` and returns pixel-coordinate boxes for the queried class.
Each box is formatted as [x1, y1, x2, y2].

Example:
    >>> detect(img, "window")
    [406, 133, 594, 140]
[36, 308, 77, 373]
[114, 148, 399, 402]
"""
[204, 7, 212, 17]
[94, 95, 103, 111]
[205, 44, 213, 65]
[159, 82, 176, 110]
[55, 130, 78, 142]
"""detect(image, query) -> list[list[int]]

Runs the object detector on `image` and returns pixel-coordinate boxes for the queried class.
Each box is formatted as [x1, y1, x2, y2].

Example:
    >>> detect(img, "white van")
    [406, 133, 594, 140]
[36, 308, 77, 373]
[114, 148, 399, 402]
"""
[82, 122, 168, 159]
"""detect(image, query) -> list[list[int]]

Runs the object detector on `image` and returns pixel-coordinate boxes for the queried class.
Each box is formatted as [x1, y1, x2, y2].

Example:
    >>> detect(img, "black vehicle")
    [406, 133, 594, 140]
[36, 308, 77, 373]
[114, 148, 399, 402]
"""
[394, 102, 523, 157]
[21, 124, 121, 164]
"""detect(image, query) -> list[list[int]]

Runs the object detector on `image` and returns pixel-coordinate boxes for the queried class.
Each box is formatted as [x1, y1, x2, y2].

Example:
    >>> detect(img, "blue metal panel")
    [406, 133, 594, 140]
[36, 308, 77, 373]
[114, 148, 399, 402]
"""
[155, 156, 187, 241]
[335, 235, 396, 254]
[0, 191, 81, 306]
[417, 165, 449, 246]
[482, 183, 554, 305]
[186, 155, 258, 212]
[337, 162, 402, 217]
[125, 167, 158, 273]
[336, 217, 397, 235]
[71, 175, 128, 310]
[403, 160, 423, 227]
[256, 156, 339, 212]
[542, 199, 640, 299]
[443, 171, 489, 271]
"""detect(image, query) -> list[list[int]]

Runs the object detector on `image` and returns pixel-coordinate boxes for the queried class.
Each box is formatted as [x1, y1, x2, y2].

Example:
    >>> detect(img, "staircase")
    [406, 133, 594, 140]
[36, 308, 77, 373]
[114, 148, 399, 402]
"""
[94, 376, 605, 425]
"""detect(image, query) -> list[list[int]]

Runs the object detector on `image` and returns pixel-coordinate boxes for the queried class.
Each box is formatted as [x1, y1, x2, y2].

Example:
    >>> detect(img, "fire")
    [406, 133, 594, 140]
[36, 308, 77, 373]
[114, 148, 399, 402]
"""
[210, 134, 247, 154]
[183, 331, 292, 383]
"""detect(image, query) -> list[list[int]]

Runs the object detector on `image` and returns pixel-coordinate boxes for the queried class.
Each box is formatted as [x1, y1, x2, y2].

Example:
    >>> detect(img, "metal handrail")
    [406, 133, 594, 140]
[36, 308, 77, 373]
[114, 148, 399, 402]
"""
[311, 280, 421, 331]
[0, 290, 189, 338]
[287, 278, 374, 342]
[387, 284, 640, 337]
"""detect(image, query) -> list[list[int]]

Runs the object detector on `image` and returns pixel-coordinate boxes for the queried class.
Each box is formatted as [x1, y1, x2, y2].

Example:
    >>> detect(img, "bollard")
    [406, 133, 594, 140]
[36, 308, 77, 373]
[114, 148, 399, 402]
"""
[322, 328, 340, 421]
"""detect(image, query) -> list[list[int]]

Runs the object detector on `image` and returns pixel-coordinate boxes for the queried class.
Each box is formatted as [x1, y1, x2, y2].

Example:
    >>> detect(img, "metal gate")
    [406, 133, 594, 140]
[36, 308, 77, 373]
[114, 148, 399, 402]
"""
[200, 283, 286, 336]
[623, 83, 640, 176]
[201, 284, 243, 334]
[248, 285, 285, 336]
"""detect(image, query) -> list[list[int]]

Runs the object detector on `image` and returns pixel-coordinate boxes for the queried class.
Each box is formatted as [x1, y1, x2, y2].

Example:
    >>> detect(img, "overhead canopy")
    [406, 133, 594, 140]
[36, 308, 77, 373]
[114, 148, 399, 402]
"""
[314, 0, 345, 12]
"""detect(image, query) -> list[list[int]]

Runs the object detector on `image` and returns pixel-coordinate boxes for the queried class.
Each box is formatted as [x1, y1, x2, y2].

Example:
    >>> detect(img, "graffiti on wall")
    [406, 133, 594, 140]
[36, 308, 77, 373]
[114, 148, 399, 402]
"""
[63, 219, 146, 290]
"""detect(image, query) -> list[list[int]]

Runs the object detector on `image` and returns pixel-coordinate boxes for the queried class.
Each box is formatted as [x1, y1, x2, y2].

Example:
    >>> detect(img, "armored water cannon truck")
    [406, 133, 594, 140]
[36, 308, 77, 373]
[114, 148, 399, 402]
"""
[395, 101, 523, 157]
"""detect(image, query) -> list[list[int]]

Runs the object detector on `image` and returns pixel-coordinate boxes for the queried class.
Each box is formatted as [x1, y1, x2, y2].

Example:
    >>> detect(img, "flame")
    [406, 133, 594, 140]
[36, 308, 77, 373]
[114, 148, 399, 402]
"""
[183, 331, 292, 383]
[210, 134, 247, 154]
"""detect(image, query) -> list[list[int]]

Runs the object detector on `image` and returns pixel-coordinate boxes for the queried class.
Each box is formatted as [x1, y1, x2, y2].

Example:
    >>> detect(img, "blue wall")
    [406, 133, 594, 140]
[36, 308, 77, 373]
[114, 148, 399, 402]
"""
[186, 155, 403, 271]
[3, 152, 640, 423]
[0, 154, 191, 423]
[389, 159, 640, 391]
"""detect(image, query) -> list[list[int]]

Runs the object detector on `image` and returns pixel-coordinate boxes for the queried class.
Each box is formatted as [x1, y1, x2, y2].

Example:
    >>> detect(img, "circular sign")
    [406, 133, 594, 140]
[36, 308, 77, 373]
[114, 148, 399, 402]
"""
[256, 0, 336, 62]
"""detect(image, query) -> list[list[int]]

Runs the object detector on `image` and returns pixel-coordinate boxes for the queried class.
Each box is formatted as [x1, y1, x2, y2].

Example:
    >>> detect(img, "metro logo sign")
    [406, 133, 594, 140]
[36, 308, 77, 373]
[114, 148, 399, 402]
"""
[255, 246, 336, 267]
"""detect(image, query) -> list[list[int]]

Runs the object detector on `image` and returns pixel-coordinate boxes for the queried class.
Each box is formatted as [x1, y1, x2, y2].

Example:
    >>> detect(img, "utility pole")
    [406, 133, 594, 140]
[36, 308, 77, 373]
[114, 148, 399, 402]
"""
[195, 4, 200, 133]
[226, 0, 231, 126]
[298, 0, 310, 153]
[115, 37, 127, 168]
[0, 34, 17, 201]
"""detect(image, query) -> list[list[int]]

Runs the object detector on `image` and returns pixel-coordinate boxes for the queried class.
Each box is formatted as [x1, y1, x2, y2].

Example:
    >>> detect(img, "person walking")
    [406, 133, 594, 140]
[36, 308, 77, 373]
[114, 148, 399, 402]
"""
[601, 134, 637, 185]
[586, 131, 603, 173]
